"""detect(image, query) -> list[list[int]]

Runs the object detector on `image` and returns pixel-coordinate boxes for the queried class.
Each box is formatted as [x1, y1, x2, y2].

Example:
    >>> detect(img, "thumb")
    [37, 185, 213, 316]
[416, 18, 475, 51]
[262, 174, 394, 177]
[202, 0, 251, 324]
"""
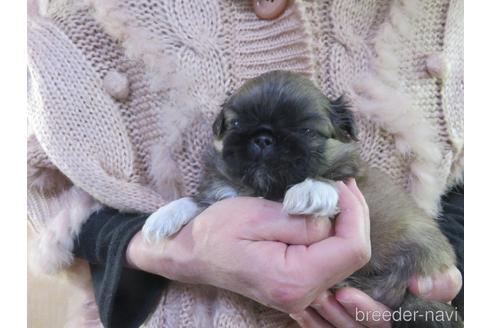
[408, 266, 462, 302]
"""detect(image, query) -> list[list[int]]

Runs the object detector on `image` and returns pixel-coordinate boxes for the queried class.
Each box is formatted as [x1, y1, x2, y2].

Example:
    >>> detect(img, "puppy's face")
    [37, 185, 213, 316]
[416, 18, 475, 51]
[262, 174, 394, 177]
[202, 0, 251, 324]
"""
[213, 71, 358, 199]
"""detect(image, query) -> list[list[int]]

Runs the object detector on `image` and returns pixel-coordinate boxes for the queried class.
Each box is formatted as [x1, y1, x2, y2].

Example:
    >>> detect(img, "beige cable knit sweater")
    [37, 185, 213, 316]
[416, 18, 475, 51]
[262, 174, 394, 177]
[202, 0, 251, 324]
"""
[27, 0, 463, 326]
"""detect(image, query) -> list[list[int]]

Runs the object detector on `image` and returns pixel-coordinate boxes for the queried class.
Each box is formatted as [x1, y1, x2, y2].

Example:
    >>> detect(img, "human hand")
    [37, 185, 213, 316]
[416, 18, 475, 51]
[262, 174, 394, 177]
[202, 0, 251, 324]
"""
[126, 179, 371, 314]
[291, 208, 462, 328]
[291, 266, 462, 328]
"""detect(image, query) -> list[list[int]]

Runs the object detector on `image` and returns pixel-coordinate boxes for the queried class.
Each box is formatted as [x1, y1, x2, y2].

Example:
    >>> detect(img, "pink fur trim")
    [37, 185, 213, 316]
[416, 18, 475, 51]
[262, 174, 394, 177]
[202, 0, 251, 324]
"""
[352, 0, 443, 216]
[85, 0, 202, 199]
[28, 187, 102, 275]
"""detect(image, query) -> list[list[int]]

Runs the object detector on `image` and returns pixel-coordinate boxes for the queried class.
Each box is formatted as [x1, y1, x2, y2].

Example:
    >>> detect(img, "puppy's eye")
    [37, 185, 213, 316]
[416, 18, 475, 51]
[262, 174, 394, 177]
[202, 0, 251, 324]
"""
[230, 119, 240, 129]
[299, 128, 313, 135]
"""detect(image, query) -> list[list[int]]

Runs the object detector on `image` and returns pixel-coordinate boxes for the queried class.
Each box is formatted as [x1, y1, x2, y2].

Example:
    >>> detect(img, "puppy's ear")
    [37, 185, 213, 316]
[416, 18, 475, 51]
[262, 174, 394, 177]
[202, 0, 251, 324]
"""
[212, 108, 226, 138]
[328, 96, 358, 142]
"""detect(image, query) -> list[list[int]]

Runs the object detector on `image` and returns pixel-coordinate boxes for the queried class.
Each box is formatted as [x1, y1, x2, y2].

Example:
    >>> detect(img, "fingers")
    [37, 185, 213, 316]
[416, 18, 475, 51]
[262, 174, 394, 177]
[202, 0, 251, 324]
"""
[290, 308, 335, 328]
[236, 197, 334, 245]
[310, 290, 365, 328]
[261, 213, 334, 245]
[335, 287, 392, 328]
[294, 288, 393, 328]
[291, 287, 388, 328]
[301, 181, 371, 282]
[260, 178, 366, 246]
[408, 266, 462, 302]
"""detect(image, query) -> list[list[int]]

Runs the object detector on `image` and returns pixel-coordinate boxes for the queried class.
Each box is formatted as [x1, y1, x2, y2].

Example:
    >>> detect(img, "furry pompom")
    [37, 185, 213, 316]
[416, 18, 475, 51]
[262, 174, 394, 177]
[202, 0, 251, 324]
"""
[426, 53, 450, 80]
[103, 70, 130, 101]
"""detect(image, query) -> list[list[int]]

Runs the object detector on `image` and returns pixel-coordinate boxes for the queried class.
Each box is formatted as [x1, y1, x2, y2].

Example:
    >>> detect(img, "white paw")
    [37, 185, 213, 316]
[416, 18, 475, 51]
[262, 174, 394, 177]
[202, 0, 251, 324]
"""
[282, 178, 339, 218]
[142, 197, 200, 242]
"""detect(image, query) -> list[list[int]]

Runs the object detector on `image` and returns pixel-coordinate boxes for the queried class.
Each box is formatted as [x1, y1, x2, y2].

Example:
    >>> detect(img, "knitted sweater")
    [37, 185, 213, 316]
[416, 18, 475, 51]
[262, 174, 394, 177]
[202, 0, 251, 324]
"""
[27, 0, 463, 327]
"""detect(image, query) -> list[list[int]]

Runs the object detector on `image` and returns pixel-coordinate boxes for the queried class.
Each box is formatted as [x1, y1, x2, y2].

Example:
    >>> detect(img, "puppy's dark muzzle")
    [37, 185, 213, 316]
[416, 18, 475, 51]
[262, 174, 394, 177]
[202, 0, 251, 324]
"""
[249, 133, 274, 158]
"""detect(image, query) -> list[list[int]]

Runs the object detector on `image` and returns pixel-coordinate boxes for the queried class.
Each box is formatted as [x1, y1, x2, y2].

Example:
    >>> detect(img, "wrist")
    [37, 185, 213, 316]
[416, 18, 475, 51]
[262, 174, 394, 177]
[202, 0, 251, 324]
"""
[126, 230, 203, 284]
[125, 231, 174, 278]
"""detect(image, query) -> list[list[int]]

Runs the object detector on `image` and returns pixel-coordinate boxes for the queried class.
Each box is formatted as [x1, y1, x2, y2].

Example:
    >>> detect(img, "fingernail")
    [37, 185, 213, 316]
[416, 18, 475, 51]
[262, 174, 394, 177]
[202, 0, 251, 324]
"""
[289, 313, 303, 323]
[346, 178, 356, 187]
[418, 276, 433, 296]
[335, 293, 353, 305]
[449, 266, 463, 289]
[321, 290, 331, 299]
[312, 291, 328, 310]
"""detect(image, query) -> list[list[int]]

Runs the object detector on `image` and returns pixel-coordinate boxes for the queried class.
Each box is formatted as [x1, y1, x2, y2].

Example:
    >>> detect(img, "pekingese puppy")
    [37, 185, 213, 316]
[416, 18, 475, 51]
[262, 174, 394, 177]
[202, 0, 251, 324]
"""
[143, 71, 461, 327]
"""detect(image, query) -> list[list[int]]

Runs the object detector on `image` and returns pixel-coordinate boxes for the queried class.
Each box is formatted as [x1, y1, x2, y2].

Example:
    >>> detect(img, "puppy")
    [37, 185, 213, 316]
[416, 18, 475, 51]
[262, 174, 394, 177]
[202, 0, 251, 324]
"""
[143, 71, 462, 327]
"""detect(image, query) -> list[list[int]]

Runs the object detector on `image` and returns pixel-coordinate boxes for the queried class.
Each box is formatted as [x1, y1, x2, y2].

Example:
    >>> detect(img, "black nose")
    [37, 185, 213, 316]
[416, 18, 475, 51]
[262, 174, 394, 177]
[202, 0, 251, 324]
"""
[254, 134, 273, 148]
[250, 134, 274, 156]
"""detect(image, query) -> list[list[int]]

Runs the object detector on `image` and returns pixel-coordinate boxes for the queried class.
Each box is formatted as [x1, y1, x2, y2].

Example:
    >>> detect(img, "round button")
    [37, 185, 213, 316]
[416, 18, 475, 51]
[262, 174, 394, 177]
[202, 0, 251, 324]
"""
[252, 0, 289, 20]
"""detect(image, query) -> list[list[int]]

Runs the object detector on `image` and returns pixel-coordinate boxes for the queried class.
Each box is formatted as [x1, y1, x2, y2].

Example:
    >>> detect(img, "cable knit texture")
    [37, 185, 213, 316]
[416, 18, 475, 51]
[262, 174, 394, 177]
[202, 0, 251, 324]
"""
[27, 0, 463, 326]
